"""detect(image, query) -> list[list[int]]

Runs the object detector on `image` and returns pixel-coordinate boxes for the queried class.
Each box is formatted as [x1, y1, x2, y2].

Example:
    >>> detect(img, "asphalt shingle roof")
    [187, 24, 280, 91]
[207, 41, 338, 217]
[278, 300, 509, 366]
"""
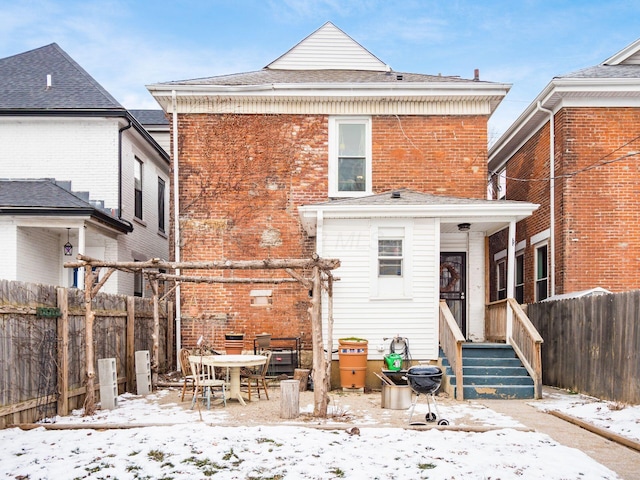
[0, 43, 123, 110]
[130, 109, 169, 125]
[309, 189, 522, 207]
[558, 64, 640, 80]
[160, 68, 480, 87]
[0, 179, 94, 209]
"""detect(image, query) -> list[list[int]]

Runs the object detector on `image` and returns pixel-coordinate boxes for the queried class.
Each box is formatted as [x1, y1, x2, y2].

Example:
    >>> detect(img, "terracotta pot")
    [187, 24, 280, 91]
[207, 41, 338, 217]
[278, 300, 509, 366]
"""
[225, 339, 244, 354]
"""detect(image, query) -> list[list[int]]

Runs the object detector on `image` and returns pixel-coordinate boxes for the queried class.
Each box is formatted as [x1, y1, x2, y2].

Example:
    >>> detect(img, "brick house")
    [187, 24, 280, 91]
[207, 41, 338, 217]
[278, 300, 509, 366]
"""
[488, 38, 640, 304]
[0, 44, 170, 295]
[148, 22, 538, 366]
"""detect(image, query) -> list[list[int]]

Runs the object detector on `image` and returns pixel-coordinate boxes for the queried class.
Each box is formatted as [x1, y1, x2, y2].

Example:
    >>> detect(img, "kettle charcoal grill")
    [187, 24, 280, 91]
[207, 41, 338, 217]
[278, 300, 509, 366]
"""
[406, 365, 449, 425]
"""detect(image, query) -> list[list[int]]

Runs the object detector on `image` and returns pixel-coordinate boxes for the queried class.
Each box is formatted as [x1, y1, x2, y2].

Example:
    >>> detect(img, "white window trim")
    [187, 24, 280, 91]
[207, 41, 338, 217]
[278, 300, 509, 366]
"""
[369, 223, 413, 300]
[328, 116, 372, 197]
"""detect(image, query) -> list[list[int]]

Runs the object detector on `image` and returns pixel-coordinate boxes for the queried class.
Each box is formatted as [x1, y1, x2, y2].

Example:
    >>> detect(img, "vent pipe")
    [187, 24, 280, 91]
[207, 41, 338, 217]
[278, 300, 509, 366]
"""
[46, 74, 52, 89]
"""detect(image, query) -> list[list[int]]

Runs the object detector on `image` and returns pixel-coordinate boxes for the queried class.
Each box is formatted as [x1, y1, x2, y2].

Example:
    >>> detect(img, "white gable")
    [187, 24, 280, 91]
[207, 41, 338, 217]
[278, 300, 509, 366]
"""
[603, 37, 640, 65]
[266, 22, 390, 72]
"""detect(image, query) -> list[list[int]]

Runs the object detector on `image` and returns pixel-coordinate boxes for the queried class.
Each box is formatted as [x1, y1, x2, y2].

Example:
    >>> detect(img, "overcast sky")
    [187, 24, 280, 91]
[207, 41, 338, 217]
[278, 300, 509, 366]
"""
[1, 0, 638, 143]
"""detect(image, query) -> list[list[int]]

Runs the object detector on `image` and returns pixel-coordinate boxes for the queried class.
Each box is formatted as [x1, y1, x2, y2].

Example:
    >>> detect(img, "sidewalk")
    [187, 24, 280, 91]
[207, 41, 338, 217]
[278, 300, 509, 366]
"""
[477, 392, 640, 480]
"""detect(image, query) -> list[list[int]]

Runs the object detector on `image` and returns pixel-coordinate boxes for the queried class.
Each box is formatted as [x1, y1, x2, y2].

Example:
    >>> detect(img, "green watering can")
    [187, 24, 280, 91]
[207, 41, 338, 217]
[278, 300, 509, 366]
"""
[384, 353, 403, 371]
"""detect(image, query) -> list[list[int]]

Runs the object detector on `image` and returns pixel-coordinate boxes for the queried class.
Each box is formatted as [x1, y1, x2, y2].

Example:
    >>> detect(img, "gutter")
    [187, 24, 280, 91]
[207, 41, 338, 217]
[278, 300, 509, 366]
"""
[118, 118, 134, 231]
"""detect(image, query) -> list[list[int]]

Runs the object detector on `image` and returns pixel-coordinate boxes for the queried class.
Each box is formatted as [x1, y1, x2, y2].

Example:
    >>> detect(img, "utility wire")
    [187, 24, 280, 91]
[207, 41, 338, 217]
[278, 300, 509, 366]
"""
[489, 132, 640, 183]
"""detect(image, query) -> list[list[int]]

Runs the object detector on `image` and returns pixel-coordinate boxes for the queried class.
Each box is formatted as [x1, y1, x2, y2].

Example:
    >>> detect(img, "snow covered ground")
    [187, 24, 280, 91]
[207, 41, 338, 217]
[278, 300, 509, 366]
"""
[0, 387, 637, 479]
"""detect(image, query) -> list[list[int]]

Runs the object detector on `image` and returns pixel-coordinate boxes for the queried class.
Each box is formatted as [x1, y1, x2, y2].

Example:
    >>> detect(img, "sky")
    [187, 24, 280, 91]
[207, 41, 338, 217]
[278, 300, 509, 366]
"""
[1, 386, 636, 479]
[1, 0, 639, 144]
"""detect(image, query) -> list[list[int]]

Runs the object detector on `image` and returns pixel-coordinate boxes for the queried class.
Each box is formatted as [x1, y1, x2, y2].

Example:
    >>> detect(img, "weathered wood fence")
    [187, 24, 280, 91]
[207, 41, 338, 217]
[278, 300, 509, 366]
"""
[527, 290, 640, 404]
[0, 279, 173, 428]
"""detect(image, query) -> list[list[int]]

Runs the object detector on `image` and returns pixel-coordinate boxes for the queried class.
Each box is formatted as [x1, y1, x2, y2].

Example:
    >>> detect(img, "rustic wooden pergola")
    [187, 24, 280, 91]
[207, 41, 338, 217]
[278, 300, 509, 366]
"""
[66, 254, 340, 417]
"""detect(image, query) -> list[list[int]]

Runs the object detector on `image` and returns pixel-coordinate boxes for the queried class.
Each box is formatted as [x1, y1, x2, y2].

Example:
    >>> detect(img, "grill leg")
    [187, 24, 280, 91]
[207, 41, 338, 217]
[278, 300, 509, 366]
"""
[408, 393, 420, 424]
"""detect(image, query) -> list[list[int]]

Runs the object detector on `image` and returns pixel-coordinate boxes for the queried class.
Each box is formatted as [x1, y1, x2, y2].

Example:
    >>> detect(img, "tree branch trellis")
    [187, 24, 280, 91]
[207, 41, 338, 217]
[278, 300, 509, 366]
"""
[65, 253, 340, 417]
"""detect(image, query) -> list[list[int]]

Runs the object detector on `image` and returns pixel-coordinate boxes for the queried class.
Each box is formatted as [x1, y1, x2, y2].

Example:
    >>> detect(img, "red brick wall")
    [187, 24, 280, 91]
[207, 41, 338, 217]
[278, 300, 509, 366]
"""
[490, 107, 640, 303]
[172, 113, 489, 350]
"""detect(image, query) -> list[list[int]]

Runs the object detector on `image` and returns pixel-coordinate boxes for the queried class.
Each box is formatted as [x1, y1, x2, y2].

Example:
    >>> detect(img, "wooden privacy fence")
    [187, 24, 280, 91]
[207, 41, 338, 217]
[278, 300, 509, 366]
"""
[0, 279, 173, 428]
[527, 290, 640, 404]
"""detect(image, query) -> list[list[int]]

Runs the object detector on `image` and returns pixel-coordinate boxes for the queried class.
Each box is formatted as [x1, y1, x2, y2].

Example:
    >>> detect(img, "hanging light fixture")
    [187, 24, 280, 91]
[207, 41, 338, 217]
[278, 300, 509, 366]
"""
[64, 228, 73, 256]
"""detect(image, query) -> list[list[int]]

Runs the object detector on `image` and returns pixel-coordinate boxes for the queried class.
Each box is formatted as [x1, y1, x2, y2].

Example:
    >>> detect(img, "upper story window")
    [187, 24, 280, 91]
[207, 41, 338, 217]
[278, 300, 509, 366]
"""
[134, 158, 143, 220]
[157, 177, 166, 233]
[329, 117, 372, 197]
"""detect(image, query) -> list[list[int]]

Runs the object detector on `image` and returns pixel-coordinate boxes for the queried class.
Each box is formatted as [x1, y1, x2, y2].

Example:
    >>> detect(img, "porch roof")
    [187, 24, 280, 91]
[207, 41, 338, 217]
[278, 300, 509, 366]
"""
[0, 179, 133, 233]
[298, 189, 538, 236]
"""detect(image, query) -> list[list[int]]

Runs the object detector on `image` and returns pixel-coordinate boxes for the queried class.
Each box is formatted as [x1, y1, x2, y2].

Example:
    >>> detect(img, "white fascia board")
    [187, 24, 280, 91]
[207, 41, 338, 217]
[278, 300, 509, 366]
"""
[149, 82, 511, 100]
[489, 76, 640, 170]
[298, 202, 539, 236]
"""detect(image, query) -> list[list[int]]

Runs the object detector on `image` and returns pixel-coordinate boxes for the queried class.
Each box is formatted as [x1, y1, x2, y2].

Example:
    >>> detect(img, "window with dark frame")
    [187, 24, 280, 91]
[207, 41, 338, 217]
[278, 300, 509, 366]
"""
[535, 244, 548, 301]
[378, 239, 403, 276]
[497, 259, 507, 300]
[157, 177, 165, 233]
[134, 158, 143, 220]
[515, 253, 524, 304]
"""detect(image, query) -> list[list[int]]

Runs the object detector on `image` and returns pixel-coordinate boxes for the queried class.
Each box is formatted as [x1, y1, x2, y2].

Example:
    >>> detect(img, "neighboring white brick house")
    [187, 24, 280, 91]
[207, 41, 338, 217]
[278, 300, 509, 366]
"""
[0, 44, 170, 296]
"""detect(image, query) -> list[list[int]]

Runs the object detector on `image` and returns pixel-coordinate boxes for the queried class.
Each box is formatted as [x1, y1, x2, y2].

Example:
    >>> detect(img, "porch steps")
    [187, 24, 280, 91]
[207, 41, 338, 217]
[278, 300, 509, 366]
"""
[440, 344, 535, 400]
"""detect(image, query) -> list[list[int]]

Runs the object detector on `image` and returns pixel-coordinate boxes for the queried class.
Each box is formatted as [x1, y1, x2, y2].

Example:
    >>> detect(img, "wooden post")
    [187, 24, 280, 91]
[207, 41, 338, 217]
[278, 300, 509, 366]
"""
[293, 369, 310, 391]
[310, 265, 328, 417]
[56, 287, 69, 416]
[149, 277, 160, 388]
[280, 380, 300, 419]
[167, 301, 174, 371]
[126, 296, 135, 393]
[326, 275, 334, 394]
[83, 268, 96, 415]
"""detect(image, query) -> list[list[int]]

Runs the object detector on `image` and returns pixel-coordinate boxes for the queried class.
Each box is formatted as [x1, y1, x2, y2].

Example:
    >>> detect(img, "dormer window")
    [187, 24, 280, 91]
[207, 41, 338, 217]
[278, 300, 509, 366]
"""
[329, 117, 372, 197]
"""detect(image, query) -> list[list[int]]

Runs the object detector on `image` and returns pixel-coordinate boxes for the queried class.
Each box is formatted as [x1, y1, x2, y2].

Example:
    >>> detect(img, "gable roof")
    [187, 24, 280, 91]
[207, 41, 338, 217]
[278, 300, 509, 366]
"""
[0, 179, 132, 232]
[148, 23, 510, 116]
[0, 43, 123, 110]
[266, 22, 389, 72]
[489, 37, 640, 171]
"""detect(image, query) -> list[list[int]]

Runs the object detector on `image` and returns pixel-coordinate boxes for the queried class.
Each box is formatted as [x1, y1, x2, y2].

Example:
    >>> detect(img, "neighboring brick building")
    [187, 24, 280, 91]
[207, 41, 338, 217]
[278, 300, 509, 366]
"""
[149, 23, 537, 359]
[488, 38, 640, 304]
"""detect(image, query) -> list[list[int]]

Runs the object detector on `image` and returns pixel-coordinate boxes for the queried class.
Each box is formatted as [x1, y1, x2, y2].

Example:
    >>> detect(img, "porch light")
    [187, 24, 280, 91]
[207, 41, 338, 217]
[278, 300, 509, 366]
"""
[457, 223, 471, 232]
[64, 228, 73, 256]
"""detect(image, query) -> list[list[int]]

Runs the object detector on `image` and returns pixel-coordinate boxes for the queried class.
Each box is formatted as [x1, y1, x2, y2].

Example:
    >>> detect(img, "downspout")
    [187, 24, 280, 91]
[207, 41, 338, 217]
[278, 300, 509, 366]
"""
[172, 90, 181, 365]
[537, 101, 556, 297]
[118, 118, 133, 228]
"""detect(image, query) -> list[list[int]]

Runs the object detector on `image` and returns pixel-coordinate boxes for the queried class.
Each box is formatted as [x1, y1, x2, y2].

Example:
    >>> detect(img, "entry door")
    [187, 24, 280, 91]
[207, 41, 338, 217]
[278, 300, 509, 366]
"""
[440, 252, 467, 338]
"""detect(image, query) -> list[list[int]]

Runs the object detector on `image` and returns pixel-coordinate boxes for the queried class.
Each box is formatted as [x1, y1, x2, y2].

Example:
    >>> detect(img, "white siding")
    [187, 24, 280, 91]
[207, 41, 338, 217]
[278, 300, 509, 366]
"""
[268, 23, 389, 72]
[16, 227, 61, 286]
[0, 117, 120, 209]
[0, 223, 18, 280]
[0, 115, 170, 296]
[321, 217, 439, 360]
[117, 130, 170, 295]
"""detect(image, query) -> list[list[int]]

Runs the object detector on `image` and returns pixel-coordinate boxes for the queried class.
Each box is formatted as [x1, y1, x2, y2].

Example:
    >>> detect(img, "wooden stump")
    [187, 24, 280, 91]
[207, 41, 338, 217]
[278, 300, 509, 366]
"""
[293, 369, 310, 391]
[280, 379, 300, 419]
